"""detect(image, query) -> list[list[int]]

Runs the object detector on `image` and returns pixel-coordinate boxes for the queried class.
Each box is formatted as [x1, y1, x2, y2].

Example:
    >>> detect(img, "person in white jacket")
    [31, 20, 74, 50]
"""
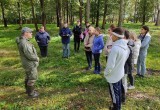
[130, 32, 141, 65]
[104, 28, 129, 110]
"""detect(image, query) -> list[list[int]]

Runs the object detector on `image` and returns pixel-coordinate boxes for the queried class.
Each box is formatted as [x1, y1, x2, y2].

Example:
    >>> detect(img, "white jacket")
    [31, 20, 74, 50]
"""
[104, 39, 129, 83]
[133, 40, 141, 64]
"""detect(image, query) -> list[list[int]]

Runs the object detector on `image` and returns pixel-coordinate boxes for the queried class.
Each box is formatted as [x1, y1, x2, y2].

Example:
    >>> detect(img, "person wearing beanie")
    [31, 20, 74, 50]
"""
[104, 28, 129, 110]
[16, 27, 39, 98]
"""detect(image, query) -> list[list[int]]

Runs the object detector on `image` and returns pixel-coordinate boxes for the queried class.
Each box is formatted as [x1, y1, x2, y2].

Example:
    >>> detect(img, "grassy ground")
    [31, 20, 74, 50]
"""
[0, 23, 160, 110]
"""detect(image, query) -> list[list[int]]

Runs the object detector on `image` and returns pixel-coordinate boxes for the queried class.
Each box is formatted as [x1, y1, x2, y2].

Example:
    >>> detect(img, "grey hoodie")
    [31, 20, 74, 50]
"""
[104, 39, 129, 83]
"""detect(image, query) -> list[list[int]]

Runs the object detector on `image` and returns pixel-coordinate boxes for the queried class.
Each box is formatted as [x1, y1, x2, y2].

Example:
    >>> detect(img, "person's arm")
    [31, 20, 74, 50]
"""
[47, 32, 50, 41]
[35, 33, 40, 42]
[104, 47, 118, 77]
[72, 26, 75, 33]
[141, 36, 151, 48]
[69, 29, 72, 37]
[59, 29, 62, 37]
[23, 43, 39, 61]
[94, 37, 104, 51]
[85, 36, 94, 47]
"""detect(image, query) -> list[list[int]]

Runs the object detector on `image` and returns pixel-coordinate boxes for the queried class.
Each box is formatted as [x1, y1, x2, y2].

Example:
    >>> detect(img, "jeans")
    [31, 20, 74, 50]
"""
[93, 53, 101, 73]
[39, 46, 48, 57]
[85, 51, 92, 68]
[137, 54, 146, 76]
[62, 43, 70, 57]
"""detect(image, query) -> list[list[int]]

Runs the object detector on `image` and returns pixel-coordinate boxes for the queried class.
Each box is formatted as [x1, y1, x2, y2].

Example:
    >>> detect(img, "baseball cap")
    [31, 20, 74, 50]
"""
[21, 27, 33, 34]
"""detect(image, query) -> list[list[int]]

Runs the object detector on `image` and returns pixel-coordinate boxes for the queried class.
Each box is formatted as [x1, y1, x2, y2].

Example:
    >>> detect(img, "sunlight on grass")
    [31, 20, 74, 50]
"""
[0, 23, 160, 109]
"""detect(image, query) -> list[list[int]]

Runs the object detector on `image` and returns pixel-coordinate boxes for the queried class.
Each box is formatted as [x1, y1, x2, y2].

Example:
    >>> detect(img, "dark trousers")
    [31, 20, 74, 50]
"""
[39, 46, 48, 57]
[93, 53, 100, 72]
[109, 80, 122, 110]
[128, 74, 134, 86]
[74, 40, 80, 52]
[85, 51, 92, 68]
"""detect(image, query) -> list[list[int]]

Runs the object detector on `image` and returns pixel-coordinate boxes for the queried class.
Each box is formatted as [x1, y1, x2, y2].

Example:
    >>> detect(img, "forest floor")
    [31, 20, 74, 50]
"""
[0, 23, 160, 110]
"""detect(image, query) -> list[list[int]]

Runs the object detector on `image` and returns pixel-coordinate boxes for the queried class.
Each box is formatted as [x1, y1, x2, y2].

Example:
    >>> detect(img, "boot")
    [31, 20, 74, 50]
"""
[24, 79, 28, 94]
[27, 86, 39, 98]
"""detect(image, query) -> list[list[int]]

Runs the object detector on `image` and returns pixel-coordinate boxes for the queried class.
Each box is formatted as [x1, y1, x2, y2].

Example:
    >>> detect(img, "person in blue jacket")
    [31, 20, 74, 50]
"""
[137, 26, 151, 77]
[92, 27, 104, 74]
[35, 26, 50, 57]
[59, 23, 72, 58]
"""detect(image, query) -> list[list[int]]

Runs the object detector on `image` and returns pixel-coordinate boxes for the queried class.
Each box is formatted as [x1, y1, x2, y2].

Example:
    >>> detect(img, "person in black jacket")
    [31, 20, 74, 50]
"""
[73, 20, 82, 52]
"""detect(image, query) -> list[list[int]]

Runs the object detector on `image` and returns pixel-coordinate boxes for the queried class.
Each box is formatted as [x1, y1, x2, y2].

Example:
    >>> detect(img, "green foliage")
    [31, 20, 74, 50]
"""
[0, 23, 160, 109]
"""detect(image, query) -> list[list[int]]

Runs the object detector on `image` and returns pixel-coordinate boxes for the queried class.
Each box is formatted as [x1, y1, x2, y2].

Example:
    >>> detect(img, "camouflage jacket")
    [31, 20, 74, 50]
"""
[16, 36, 39, 69]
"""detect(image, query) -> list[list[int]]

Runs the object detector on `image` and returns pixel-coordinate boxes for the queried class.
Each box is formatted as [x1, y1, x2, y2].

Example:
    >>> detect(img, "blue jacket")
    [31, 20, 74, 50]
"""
[59, 27, 72, 44]
[35, 31, 50, 46]
[138, 33, 151, 56]
[92, 34, 104, 54]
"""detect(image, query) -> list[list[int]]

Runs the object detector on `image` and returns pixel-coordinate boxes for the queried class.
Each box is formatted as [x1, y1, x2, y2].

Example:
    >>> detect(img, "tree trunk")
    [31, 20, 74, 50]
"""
[85, 0, 90, 23]
[40, 0, 46, 30]
[102, 0, 108, 29]
[134, 0, 138, 23]
[0, 2, 7, 27]
[79, 0, 83, 25]
[57, 0, 63, 29]
[17, 2, 22, 29]
[142, 0, 146, 25]
[30, 0, 38, 31]
[96, 0, 100, 27]
[56, 1, 60, 27]
[70, 2, 74, 25]
[118, 0, 124, 27]
[66, 0, 69, 23]
[155, 3, 160, 26]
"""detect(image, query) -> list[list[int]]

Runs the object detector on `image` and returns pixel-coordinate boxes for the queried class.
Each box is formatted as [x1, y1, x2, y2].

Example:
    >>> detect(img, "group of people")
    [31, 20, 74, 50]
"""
[16, 21, 151, 110]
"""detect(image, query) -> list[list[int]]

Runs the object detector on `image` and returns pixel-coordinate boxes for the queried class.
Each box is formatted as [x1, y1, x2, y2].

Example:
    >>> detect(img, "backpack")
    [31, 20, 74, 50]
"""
[125, 41, 134, 74]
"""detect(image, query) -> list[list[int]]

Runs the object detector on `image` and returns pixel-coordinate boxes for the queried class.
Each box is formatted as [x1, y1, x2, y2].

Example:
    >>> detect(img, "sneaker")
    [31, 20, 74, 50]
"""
[128, 85, 135, 90]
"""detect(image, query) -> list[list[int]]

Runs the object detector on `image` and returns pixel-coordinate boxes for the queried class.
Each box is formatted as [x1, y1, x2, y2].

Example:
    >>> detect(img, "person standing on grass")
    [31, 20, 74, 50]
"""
[127, 31, 141, 90]
[104, 28, 128, 110]
[92, 27, 104, 74]
[16, 27, 39, 98]
[130, 32, 141, 65]
[104, 24, 116, 62]
[81, 22, 91, 42]
[59, 22, 72, 58]
[137, 26, 151, 77]
[121, 30, 134, 103]
[73, 20, 82, 52]
[84, 26, 95, 70]
[35, 26, 50, 57]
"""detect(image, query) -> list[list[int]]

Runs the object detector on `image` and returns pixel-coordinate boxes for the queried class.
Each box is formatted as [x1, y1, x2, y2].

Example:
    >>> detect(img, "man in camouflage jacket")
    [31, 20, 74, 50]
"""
[16, 27, 39, 98]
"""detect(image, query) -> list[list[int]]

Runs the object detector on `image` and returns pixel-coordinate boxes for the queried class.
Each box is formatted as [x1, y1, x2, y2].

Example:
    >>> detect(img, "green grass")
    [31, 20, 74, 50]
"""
[0, 23, 160, 110]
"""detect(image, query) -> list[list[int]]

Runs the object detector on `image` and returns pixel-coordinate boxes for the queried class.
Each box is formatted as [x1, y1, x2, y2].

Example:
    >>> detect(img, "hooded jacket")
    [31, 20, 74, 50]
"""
[104, 39, 129, 83]
[138, 33, 151, 56]
[92, 34, 104, 54]
[35, 31, 50, 46]
[16, 36, 39, 69]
